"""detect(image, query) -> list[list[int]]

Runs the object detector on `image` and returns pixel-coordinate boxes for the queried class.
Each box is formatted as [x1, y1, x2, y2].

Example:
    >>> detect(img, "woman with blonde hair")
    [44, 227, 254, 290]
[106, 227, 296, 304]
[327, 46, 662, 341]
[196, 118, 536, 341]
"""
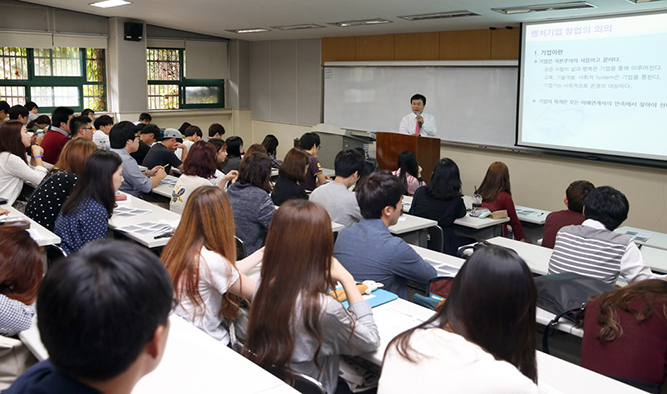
[26, 138, 98, 231]
[477, 161, 525, 242]
[162, 185, 263, 344]
[245, 200, 380, 394]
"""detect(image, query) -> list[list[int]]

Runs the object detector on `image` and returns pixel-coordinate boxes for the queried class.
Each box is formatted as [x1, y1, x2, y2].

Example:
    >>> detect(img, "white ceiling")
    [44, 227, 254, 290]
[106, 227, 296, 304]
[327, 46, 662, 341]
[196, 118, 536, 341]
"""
[20, 0, 667, 41]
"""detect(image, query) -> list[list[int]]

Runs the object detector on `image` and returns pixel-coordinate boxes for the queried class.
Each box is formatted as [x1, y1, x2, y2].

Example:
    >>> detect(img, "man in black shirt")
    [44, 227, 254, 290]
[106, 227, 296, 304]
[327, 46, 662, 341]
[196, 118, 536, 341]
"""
[142, 127, 187, 174]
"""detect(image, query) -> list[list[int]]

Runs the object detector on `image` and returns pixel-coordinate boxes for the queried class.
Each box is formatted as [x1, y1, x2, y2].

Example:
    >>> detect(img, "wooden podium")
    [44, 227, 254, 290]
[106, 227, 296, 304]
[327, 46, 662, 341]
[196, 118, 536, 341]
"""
[376, 132, 441, 183]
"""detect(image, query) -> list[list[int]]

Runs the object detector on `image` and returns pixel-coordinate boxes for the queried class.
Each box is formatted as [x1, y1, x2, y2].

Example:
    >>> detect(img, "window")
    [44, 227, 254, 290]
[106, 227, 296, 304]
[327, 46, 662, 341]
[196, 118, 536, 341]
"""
[147, 48, 224, 110]
[0, 47, 106, 111]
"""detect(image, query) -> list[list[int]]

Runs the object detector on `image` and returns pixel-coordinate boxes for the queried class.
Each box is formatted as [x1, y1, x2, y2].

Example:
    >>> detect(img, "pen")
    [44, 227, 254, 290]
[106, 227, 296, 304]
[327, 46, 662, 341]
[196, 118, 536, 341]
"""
[162, 164, 169, 168]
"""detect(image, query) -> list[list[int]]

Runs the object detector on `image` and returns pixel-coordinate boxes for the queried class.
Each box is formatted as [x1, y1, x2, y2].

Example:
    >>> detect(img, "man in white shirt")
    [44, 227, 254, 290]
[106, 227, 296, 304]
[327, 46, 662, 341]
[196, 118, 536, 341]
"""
[92, 115, 114, 150]
[399, 94, 436, 136]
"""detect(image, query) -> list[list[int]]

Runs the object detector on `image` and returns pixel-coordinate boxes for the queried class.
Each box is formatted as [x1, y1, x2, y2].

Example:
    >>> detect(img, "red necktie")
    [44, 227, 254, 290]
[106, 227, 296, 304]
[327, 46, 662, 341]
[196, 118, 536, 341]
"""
[415, 117, 420, 136]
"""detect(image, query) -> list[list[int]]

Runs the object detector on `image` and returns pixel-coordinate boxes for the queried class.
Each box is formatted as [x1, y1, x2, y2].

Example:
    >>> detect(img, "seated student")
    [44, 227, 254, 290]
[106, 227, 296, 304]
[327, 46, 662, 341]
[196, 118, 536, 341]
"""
[6, 240, 173, 394]
[169, 141, 237, 214]
[0, 227, 43, 338]
[110, 121, 166, 198]
[0, 121, 47, 207]
[137, 112, 152, 125]
[80, 108, 95, 123]
[178, 122, 191, 136]
[240, 143, 267, 161]
[143, 128, 187, 174]
[25, 101, 38, 121]
[26, 138, 97, 231]
[69, 115, 94, 141]
[182, 125, 201, 150]
[92, 114, 114, 150]
[549, 186, 665, 284]
[222, 136, 243, 173]
[132, 124, 159, 165]
[27, 115, 50, 139]
[380, 246, 538, 393]
[227, 153, 275, 255]
[209, 123, 225, 139]
[409, 158, 468, 255]
[541, 180, 595, 249]
[392, 150, 425, 197]
[299, 132, 326, 191]
[0, 101, 9, 123]
[334, 171, 436, 299]
[162, 186, 262, 344]
[478, 161, 526, 242]
[310, 149, 365, 227]
[261, 134, 282, 168]
[176, 125, 202, 160]
[582, 280, 667, 393]
[54, 150, 122, 254]
[245, 200, 380, 394]
[208, 138, 228, 183]
[40, 106, 74, 164]
[8, 105, 29, 125]
[271, 147, 309, 206]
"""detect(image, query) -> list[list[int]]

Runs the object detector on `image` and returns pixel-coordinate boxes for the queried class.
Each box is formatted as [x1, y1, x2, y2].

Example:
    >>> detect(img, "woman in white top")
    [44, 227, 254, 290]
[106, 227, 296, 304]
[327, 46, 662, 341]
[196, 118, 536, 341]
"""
[380, 245, 539, 394]
[161, 185, 262, 344]
[169, 141, 237, 214]
[0, 120, 47, 206]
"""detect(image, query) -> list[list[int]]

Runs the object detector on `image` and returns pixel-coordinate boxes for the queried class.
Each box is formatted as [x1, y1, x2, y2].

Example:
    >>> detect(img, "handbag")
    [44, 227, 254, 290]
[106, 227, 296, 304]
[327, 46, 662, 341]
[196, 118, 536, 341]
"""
[534, 272, 616, 353]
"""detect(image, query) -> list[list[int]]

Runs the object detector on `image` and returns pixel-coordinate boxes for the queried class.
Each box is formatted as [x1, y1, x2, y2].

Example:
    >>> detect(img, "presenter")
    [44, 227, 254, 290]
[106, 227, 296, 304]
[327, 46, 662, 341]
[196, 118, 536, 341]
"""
[399, 94, 436, 136]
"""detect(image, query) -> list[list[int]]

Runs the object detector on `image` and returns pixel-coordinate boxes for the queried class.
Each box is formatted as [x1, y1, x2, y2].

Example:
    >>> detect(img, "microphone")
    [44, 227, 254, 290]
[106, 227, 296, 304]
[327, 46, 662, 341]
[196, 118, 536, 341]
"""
[415, 111, 422, 129]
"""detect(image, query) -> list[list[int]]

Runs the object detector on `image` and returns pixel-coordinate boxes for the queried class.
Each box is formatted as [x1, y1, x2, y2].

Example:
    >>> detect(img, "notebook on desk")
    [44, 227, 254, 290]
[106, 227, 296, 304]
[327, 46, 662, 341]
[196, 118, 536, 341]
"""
[341, 288, 398, 309]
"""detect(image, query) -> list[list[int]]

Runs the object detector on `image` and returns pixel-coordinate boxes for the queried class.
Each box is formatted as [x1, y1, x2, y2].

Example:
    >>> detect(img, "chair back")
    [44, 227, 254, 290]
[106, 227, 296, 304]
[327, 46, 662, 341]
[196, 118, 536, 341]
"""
[235, 236, 247, 260]
[427, 225, 444, 253]
[263, 365, 327, 394]
[428, 276, 456, 299]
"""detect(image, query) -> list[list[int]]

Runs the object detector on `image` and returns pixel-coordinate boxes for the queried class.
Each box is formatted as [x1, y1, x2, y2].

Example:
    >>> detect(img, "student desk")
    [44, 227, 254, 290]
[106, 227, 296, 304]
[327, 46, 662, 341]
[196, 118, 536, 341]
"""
[361, 298, 641, 393]
[616, 225, 667, 251]
[19, 314, 299, 394]
[150, 175, 179, 199]
[3, 206, 61, 247]
[108, 194, 181, 249]
[388, 214, 437, 247]
[410, 244, 582, 337]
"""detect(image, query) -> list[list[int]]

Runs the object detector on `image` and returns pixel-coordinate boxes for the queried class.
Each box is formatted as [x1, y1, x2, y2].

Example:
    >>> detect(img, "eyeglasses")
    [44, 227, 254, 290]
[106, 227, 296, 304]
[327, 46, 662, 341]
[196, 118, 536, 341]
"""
[81, 127, 93, 131]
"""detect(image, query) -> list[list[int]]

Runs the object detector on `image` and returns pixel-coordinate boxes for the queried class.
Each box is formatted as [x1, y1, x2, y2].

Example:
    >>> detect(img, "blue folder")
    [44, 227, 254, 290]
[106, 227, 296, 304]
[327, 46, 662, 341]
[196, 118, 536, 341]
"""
[340, 288, 398, 309]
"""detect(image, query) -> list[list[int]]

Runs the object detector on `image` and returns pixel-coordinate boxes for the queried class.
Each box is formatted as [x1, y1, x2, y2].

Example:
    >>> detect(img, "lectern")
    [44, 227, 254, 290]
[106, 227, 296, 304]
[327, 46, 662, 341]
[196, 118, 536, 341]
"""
[376, 132, 440, 183]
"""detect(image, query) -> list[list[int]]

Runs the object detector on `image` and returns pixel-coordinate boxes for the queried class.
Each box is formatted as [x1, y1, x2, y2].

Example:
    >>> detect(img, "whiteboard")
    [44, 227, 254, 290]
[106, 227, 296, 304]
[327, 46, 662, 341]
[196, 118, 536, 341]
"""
[323, 66, 519, 148]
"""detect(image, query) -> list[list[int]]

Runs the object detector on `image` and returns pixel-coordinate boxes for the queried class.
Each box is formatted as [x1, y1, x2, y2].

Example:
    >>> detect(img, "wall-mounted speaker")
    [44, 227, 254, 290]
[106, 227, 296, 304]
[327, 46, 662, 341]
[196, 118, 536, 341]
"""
[124, 22, 143, 42]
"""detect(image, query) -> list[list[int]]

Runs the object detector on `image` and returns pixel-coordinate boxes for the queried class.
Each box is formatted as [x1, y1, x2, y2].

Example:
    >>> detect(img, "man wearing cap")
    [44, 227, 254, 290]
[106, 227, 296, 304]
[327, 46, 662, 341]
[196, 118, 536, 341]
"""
[142, 127, 188, 174]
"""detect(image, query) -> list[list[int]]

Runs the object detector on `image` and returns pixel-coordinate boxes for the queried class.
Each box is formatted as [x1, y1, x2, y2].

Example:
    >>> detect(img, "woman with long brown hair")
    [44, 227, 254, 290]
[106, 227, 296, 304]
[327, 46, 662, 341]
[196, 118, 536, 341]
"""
[582, 280, 667, 392]
[477, 161, 525, 241]
[244, 200, 380, 394]
[162, 185, 263, 345]
[0, 227, 44, 337]
[0, 120, 47, 207]
[380, 245, 538, 393]
[25, 138, 98, 231]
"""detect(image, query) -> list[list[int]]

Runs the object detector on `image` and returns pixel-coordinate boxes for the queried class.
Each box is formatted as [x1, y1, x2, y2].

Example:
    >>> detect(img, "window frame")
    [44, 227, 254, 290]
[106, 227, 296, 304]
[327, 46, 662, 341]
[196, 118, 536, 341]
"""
[0, 47, 106, 113]
[147, 47, 224, 110]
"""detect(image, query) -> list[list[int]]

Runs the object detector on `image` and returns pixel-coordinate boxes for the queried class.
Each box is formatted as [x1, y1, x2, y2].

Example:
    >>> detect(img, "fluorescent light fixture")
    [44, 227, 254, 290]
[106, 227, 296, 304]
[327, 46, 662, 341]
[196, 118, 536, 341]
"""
[90, 0, 131, 8]
[329, 18, 392, 27]
[492, 2, 596, 14]
[271, 24, 326, 31]
[627, 0, 667, 3]
[225, 28, 270, 34]
[398, 10, 479, 21]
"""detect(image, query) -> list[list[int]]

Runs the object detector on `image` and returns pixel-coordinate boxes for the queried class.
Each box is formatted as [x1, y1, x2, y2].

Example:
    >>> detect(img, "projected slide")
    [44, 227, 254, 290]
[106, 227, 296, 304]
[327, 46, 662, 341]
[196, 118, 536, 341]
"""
[518, 12, 667, 161]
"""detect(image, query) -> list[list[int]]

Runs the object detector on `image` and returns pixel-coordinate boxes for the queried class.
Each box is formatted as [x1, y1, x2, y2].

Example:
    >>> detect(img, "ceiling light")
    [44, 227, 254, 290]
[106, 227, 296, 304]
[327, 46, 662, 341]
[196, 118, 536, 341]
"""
[398, 10, 479, 21]
[492, 2, 596, 14]
[329, 18, 392, 27]
[90, 0, 131, 8]
[271, 24, 326, 31]
[225, 28, 270, 34]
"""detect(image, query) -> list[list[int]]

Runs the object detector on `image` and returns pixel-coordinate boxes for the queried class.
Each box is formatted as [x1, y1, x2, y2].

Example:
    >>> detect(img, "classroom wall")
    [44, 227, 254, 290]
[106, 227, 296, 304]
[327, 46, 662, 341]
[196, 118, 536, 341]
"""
[248, 39, 322, 126]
